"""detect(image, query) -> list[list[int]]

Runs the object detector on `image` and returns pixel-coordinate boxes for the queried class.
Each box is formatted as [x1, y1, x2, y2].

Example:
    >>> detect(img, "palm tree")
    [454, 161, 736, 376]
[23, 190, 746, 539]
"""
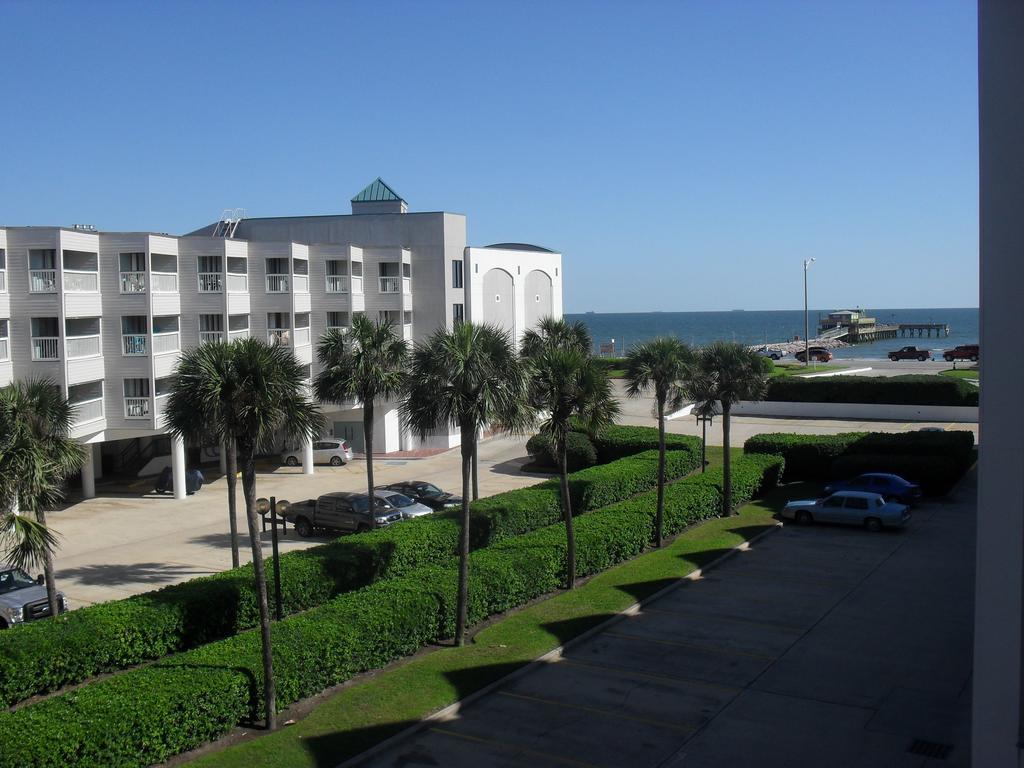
[624, 337, 692, 547]
[314, 314, 408, 502]
[165, 338, 324, 730]
[687, 342, 769, 516]
[403, 322, 532, 646]
[520, 316, 592, 358]
[528, 347, 619, 588]
[0, 380, 85, 617]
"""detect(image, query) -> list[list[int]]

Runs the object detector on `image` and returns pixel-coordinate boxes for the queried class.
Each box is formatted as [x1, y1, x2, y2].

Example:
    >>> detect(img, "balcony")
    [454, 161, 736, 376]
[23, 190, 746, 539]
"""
[0, 338, 8, 362]
[122, 334, 148, 356]
[379, 276, 400, 293]
[228, 328, 249, 341]
[198, 273, 223, 293]
[267, 329, 290, 346]
[124, 397, 151, 419]
[63, 270, 99, 292]
[29, 269, 57, 293]
[293, 327, 311, 347]
[152, 331, 179, 355]
[200, 331, 225, 345]
[73, 397, 104, 425]
[152, 272, 178, 293]
[266, 274, 289, 293]
[120, 271, 146, 294]
[31, 337, 60, 361]
[227, 273, 248, 292]
[65, 335, 101, 359]
[326, 275, 348, 293]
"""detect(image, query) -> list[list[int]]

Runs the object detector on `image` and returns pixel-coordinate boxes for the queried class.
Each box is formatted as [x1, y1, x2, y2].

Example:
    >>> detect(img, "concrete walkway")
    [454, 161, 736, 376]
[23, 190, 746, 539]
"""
[354, 474, 975, 767]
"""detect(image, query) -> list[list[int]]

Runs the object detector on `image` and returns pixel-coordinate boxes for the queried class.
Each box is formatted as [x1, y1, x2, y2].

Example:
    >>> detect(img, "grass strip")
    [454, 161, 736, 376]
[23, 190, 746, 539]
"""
[938, 368, 979, 380]
[188, 473, 788, 768]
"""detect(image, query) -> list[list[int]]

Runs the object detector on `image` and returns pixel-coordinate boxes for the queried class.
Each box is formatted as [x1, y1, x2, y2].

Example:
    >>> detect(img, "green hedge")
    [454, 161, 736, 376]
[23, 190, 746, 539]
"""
[525, 431, 598, 472]
[0, 453, 781, 768]
[744, 430, 975, 491]
[0, 431, 700, 709]
[592, 425, 703, 463]
[765, 375, 979, 407]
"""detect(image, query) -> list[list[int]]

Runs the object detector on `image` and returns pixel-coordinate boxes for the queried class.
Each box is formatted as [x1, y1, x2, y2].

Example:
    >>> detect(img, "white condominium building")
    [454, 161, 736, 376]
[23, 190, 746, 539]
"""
[0, 179, 563, 498]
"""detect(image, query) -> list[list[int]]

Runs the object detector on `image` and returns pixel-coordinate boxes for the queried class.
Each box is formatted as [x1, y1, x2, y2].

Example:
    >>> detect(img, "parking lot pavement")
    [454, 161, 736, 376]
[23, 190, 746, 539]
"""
[355, 473, 975, 768]
[48, 435, 545, 607]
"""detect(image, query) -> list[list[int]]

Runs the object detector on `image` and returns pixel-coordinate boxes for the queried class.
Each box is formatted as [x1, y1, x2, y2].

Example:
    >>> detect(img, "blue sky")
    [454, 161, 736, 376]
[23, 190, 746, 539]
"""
[0, 1, 977, 313]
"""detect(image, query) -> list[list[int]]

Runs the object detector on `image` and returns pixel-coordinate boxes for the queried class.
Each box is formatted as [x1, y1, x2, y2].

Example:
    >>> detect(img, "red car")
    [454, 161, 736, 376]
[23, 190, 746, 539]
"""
[889, 346, 931, 362]
[942, 344, 979, 363]
[794, 346, 833, 363]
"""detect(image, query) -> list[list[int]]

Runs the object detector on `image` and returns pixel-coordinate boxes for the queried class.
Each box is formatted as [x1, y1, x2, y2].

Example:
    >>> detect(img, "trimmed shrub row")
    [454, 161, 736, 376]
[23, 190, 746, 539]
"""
[592, 425, 703, 463]
[0, 453, 782, 768]
[744, 430, 975, 493]
[525, 431, 598, 472]
[0, 429, 701, 709]
[765, 375, 979, 407]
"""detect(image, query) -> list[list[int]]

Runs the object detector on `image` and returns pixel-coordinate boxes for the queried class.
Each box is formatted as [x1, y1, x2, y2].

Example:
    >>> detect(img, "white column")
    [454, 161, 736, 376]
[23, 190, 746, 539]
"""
[219, 443, 228, 475]
[302, 435, 314, 475]
[171, 434, 187, 500]
[81, 444, 96, 499]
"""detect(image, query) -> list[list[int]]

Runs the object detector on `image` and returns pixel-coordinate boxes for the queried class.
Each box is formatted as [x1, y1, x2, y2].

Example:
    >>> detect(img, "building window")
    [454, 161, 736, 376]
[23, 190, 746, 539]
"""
[453, 303, 465, 324]
[452, 260, 464, 288]
[494, 294, 501, 303]
[403, 310, 412, 325]
[327, 311, 348, 330]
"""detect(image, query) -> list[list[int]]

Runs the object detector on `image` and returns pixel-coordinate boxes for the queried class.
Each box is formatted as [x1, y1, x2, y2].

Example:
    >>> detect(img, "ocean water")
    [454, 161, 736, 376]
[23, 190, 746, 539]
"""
[565, 308, 979, 361]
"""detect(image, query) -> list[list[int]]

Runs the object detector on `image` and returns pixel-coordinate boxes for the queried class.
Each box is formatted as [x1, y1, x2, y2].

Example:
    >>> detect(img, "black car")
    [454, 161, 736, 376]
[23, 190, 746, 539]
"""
[379, 481, 463, 511]
[154, 466, 205, 495]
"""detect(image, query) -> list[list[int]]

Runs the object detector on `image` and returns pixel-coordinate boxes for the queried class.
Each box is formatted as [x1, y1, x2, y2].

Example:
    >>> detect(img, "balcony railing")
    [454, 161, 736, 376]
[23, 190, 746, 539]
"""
[200, 331, 225, 345]
[326, 275, 348, 293]
[0, 338, 8, 362]
[293, 327, 311, 347]
[152, 331, 179, 354]
[0, 270, 6, 292]
[63, 270, 99, 292]
[72, 397, 104, 424]
[120, 271, 146, 293]
[227, 273, 248, 293]
[29, 269, 58, 293]
[402, 276, 412, 294]
[152, 272, 178, 293]
[266, 274, 289, 293]
[267, 329, 291, 346]
[31, 337, 60, 361]
[378, 276, 400, 293]
[66, 334, 101, 359]
[228, 328, 249, 341]
[124, 397, 151, 419]
[198, 273, 223, 293]
[122, 334, 148, 356]
[293, 274, 308, 293]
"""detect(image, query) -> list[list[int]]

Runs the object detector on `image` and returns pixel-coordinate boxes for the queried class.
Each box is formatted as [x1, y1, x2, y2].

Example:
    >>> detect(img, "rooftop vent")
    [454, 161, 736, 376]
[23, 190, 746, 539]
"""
[71, 224, 97, 232]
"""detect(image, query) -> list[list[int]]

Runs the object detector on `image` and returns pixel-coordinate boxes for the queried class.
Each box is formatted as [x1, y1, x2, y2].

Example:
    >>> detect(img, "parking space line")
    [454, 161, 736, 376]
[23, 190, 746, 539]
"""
[603, 630, 776, 661]
[559, 658, 743, 693]
[431, 727, 604, 768]
[496, 691, 699, 733]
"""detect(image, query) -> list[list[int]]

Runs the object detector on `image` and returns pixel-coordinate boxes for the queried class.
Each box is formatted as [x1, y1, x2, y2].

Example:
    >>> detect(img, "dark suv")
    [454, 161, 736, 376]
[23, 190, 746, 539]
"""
[378, 481, 463, 511]
[285, 492, 402, 537]
[942, 344, 979, 362]
[889, 346, 931, 362]
[794, 346, 833, 363]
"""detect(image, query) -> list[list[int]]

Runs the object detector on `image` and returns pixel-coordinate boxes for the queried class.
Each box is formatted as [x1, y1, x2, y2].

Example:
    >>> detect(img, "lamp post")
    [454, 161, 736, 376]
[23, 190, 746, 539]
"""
[803, 258, 816, 367]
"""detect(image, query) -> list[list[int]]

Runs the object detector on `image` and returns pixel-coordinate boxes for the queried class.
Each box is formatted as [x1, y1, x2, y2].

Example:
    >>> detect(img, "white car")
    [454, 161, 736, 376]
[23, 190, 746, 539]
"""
[281, 439, 353, 467]
[755, 346, 787, 361]
[782, 490, 910, 532]
[374, 490, 434, 519]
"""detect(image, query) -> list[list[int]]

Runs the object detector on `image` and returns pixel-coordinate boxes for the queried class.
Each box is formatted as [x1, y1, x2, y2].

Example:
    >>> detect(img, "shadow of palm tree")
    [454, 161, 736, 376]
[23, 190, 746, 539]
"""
[56, 562, 214, 586]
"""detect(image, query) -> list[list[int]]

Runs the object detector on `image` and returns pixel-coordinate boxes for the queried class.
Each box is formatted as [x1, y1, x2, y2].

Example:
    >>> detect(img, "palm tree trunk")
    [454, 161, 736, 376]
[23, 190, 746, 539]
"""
[471, 440, 479, 501]
[240, 447, 277, 730]
[226, 439, 239, 569]
[455, 423, 473, 646]
[364, 400, 375, 502]
[656, 397, 666, 547]
[721, 402, 732, 516]
[33, 508, 60, 618]
[559, 439, 576, 590]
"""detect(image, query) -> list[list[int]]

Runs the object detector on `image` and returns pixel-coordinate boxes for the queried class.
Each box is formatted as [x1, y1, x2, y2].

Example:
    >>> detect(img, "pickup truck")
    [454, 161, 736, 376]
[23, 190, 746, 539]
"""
[285, 492, 403, 537]
[942, 344, 979, 363]
[888, 346, 931, 361]
[0, 564, 69, 628]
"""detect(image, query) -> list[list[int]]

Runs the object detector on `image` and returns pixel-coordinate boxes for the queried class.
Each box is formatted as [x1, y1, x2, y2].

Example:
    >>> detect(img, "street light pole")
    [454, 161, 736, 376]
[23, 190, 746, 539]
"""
[803, 258, 816, 367]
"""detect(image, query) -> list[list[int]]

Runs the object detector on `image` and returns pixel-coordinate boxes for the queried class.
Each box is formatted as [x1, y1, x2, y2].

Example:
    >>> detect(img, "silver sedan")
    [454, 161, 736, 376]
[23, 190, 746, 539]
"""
[782, 490, 910, 532]
[374, 490, 434, 519]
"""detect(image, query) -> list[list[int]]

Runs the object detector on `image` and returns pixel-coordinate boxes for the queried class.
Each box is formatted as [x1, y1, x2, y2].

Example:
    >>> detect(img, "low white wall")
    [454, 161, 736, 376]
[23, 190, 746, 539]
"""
[732, 400, 978, 423]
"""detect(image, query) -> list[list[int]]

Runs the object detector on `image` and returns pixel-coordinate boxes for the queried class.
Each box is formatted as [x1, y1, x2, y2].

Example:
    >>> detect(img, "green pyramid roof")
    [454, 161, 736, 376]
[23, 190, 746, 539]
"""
[352, 178, 404, 203]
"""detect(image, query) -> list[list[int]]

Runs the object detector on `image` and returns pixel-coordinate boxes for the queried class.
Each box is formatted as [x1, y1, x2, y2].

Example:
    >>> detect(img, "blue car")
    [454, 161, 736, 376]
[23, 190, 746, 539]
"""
[824, 473, 922, 505]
